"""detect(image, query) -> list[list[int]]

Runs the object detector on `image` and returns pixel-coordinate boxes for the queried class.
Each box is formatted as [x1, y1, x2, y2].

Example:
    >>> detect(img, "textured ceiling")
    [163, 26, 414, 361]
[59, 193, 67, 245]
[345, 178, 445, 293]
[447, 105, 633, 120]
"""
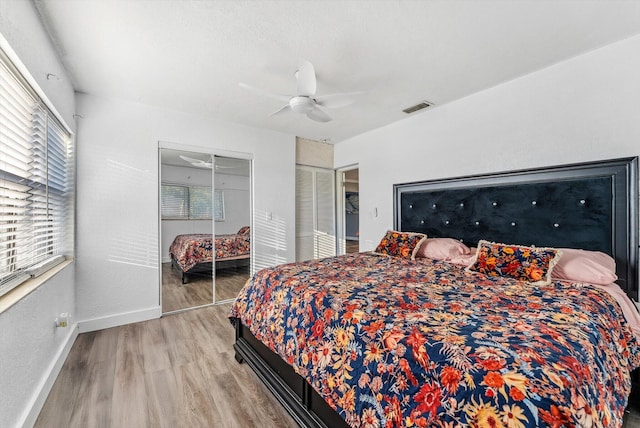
[35, 0, 640, 143]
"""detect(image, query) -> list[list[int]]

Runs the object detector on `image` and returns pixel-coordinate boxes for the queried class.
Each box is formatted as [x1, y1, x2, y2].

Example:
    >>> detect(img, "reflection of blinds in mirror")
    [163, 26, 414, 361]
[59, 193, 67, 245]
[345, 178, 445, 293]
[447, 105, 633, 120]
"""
[161, 184, 223, 220]
[161, 184, 188, 218]
[213, 190, 224, 221]
[190, 186, 212, 219]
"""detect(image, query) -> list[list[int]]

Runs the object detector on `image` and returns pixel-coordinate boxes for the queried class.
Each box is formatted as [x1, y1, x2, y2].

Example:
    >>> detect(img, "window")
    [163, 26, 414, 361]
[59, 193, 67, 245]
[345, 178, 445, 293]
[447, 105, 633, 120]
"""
[0, 47, 73, 297]
[161, 184, 224, 221]
[190, 186, 214, 220]
[160, 184, 188, 218]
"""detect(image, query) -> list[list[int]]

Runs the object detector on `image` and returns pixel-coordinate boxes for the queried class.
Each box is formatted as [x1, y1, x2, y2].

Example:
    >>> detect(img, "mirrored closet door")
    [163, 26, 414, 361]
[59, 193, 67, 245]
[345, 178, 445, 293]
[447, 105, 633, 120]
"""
[160, 148, 214, 313]
[160, 149, 252, 314]
[212, 155, 251, 303]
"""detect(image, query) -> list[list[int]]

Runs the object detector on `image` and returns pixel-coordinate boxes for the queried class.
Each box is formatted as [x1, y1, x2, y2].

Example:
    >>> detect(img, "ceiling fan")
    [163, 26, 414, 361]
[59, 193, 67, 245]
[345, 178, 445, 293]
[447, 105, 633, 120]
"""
[239, 61, 361, 123]
[179, 155, 235, 170]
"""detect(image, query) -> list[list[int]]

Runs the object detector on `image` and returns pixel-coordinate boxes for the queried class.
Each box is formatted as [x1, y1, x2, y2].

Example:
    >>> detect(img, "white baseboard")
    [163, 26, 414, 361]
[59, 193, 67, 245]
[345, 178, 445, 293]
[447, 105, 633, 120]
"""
[78, 306, 162, 333]
[20, 324, 78, 428]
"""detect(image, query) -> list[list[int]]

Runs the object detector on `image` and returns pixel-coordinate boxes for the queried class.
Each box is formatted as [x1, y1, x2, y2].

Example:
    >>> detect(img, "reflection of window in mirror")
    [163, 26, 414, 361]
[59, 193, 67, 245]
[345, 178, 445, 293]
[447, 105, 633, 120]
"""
[161, 184, 225, 221]
[213, 190, 224, 221]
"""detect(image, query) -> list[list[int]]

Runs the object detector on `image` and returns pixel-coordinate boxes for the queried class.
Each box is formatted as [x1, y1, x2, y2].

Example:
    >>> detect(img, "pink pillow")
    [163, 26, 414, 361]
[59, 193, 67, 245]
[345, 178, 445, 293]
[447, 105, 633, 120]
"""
[551, 248, 617, 285]
[417, 238, 471, 261]
[449, 248, 477, 266]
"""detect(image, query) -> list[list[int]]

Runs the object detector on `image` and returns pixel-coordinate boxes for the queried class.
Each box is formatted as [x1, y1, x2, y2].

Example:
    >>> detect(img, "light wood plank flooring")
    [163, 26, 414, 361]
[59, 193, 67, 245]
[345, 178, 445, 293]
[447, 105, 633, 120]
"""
[34, 302, 640, 428]
[345, 239, 359, 254]
[35, 304, 297, 428]
[162, 263, 249, 313]
[214, 266, 250, 302]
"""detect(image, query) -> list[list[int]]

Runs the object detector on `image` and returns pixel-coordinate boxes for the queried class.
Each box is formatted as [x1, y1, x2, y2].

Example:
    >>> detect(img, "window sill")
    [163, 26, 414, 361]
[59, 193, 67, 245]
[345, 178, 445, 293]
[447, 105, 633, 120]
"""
[0, 258, 74, 315]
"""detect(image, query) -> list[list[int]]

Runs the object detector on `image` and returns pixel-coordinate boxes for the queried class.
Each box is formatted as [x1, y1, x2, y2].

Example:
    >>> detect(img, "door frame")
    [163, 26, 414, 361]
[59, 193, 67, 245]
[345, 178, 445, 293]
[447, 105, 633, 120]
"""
[335, 164, 359, 255]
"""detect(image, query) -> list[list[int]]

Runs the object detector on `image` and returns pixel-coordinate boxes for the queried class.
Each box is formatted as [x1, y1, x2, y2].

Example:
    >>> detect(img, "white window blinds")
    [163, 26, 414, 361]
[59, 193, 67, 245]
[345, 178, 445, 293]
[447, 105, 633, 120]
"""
[0, 48, 73, 296]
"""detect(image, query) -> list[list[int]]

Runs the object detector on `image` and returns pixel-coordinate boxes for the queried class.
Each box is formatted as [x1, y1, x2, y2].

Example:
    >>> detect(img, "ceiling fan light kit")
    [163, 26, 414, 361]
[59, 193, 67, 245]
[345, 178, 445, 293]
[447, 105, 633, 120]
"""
[289, 96, 316, 114]
[239, 60, 359, 123]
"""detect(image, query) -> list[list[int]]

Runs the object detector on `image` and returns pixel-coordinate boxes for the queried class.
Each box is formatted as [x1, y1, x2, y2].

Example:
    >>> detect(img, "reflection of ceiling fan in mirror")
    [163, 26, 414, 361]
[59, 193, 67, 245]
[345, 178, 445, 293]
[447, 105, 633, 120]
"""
[179, 155, 235, 170]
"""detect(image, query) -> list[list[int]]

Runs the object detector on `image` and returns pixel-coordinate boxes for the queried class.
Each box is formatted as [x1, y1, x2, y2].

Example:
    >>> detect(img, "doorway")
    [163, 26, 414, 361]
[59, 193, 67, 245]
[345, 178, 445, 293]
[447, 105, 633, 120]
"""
[336, 166, 359, 255]
[159, 147, 252, 314]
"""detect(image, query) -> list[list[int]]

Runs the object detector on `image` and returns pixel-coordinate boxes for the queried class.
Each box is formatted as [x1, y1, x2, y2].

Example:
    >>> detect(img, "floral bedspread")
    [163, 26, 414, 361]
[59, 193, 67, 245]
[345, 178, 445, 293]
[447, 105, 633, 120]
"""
[229, 253, 640, 428]
[169, 233, 250, 272]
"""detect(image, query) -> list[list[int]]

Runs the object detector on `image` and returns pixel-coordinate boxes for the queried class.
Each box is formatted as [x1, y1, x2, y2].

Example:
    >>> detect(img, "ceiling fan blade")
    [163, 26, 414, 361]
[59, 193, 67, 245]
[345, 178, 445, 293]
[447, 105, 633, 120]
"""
[306, 105, 332, 122]
[180, 155, 209, 164]
[269, 103, 292, 117]
[238, 82, 290, 102]
[315, 91, 364, 109]
[179, 155, 212, 168]
[296, 61, 316, 96]
[192, 162, 213, 169]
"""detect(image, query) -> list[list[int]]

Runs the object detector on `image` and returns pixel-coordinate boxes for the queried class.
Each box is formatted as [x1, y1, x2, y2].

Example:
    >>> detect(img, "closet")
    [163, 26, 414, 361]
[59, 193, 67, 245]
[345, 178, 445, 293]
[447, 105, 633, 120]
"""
[159, 147, 252, 314]
[295, 165, 336, 261]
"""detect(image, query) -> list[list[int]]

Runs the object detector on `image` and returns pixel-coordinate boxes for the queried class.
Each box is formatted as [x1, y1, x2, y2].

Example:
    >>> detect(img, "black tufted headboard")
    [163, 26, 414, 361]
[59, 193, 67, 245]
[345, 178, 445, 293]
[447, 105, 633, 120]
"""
[394, 157, 638, 301]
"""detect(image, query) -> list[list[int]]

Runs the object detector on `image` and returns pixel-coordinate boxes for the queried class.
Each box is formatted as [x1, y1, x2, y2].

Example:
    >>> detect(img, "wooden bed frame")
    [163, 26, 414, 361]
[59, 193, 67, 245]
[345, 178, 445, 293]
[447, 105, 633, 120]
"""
[232, 157, 639, 428]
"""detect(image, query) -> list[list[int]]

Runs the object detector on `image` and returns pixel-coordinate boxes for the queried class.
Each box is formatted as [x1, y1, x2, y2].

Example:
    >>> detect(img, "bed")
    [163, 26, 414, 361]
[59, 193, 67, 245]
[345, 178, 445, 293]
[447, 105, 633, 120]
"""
[229, 158, 640, 428]
[169, 226, 250, 284]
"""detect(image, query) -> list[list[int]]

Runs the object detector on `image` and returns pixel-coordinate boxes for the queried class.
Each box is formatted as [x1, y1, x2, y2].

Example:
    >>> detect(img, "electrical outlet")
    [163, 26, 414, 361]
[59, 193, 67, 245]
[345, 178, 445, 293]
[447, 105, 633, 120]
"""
[55, 312, 69, 328]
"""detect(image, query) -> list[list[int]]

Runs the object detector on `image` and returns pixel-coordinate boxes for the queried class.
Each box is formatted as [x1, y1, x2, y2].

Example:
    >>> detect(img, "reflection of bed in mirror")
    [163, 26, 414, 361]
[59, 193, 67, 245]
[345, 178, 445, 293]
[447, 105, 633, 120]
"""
[169, 226, 250, 284]
[230, 158, 639, 428]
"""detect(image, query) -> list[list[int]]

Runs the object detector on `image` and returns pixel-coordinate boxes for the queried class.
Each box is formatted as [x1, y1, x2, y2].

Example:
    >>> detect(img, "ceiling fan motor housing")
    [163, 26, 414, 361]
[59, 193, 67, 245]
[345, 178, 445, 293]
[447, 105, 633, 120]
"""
[289, 96, 315, 114]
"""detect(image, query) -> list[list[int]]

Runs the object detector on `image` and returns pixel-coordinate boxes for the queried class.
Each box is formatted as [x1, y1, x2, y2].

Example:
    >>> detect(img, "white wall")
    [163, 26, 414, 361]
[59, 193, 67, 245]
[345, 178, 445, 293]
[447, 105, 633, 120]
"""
[160, 164, 251, 261]
[335, 34, 640, 251]
[0, 2, 77, 427]
[215, 172, 251, 235]
[75, 93, 295, 331]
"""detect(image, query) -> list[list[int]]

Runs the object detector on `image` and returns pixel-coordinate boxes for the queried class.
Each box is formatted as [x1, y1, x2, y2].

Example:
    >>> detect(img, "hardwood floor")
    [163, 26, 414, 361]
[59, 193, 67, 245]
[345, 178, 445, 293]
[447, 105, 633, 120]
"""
[35, 304, 297, 428]
[345, 239, 359, 254]
[34, 293, 640, 428]
[215, 266, 250, 302]
[162, 263, 249, 313]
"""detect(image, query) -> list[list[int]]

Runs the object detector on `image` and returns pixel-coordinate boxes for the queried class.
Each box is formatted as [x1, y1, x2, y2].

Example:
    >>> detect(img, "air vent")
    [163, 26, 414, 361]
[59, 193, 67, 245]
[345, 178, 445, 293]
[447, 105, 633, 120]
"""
[402, 101, 434, 114]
